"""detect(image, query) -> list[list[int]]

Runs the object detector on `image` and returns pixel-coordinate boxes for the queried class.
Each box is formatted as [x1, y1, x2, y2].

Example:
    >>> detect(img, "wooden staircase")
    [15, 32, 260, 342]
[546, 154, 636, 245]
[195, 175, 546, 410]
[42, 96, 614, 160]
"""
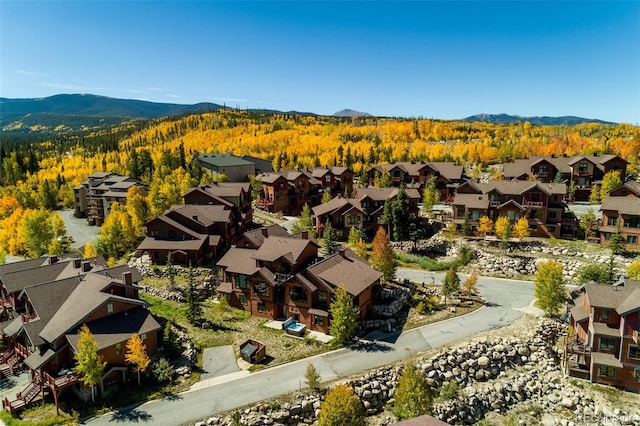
[2, 375, 42, 414]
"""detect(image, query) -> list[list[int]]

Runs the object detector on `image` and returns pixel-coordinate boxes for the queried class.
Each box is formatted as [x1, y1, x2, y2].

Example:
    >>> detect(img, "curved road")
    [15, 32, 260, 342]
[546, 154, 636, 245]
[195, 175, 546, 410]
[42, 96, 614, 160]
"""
[84, 269, 535, 425]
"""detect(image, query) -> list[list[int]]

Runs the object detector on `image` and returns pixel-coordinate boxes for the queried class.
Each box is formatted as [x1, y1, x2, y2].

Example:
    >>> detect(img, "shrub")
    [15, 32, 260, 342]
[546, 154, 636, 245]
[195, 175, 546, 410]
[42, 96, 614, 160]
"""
[394, 362, 433, 420]
[317, 384, 366, 426]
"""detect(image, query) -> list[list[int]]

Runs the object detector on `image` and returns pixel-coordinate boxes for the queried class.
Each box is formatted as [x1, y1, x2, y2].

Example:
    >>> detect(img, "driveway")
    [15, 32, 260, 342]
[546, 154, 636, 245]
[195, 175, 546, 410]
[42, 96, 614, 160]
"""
[84, 271, 535, 425]
[200, 346, 241, 381]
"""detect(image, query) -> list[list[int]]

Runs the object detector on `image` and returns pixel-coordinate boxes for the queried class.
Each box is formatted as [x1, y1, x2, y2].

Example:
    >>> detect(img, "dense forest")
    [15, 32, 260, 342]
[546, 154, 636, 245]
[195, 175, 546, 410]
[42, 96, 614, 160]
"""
[0, 109, 638, 260]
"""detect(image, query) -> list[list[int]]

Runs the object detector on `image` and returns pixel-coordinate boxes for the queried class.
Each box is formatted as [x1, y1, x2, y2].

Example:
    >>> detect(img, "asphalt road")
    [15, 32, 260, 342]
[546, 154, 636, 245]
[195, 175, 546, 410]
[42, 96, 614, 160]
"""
[84, 269, 535, 426]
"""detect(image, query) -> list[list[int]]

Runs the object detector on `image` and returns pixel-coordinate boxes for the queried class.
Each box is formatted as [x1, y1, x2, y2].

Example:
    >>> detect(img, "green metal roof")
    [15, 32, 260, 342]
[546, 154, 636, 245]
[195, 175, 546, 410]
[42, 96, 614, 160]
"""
[197, 153, 254, 167]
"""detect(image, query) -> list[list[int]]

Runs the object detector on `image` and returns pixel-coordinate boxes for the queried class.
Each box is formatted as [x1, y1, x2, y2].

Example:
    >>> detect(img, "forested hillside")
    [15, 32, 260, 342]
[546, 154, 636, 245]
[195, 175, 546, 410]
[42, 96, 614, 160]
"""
[0, 109, 638, 260]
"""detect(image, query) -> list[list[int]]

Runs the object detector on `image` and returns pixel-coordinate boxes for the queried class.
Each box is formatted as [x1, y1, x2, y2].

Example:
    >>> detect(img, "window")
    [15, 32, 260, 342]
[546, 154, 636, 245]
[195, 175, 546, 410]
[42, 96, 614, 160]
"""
[599, 337, 616, 351]
[629, 345, 640, 360]
[257, 301, 266, 313]
[236, 275, 249, 289]
[548, 211, 557, 219]
[627, 235, 638, 245]
[239, 294, 247, 305]
[314, 315, 325, 326]
[347, 215, 361, 225]
[578, 163, 589, 173]
[140, 333, 146, 340]
[457, 209, 465, 218]
[599, 365, 615, 378]
[600, 309, 610, 321]
[608, 217, 618, 227]
[317, 291, 327, 305]
[107, 303, 114, 314]
[604, 233, 612, 241]
[471, 210, 481, 220]
[626, 217, 640, 229]
[325, 175, 331, 183]
[507, 211, 518, 220]
[635, 369, 640, 383]
[254, 282, 270, 297]
[115, 343, 121, 355]
[289, 286, 308, 303]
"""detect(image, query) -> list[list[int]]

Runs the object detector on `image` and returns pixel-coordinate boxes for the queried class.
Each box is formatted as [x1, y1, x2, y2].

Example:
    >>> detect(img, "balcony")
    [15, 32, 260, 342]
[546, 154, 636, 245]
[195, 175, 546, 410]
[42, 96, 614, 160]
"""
[489, 200, 501, 207]
[524, 200, 544, 207]
[577, 171, 591, 176]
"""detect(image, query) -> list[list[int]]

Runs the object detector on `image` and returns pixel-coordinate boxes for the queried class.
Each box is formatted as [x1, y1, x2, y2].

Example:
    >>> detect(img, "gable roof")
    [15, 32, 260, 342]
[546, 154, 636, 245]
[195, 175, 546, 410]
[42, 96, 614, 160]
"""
[217, 247, 261, 275]
[256, 172, 288, 184]
[252, 236, 316, 264]
[581, 279, 640, 313]
[304, 249, 382, 297]
[355, 187, 420, 202]
[1, 256, 109, 294]
[167, 204, 232, 225]
[452, 193, 490, 210]
[238, 225, 290, 248]
[600, 196, 640, 215]
[66, 306, 161, 351]
[312, 197, 364, 218]
[39, 272, 148, 343]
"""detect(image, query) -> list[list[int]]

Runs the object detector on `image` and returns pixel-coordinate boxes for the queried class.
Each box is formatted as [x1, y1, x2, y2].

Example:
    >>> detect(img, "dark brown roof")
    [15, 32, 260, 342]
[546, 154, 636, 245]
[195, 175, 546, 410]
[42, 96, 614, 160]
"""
[239, 225, 290, 248]
[600, 196, 640, 215]
[355, 187, 420, 202]
[256, 172, 287, 184]
[304, 249, 382, 297]
[569, 295, 588, 323]
[312, 197, 364, 218]
[137, 236, 207, 251]
[252, 237, 315, 264]
[581, 279, 640, 314]
[452, 193, 489, 210]
[66, 306, 161, 351]
[0, 260, 88, 294]
[168, 204, 232, 225]
[591, 351, 623, 368]
[39, 272, 148, 343]
[217, 247, 261, 275]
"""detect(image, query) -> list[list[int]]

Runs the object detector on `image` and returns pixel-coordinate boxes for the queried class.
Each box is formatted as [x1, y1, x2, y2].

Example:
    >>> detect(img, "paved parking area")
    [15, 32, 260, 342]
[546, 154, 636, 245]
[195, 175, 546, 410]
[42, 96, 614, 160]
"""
[200, 346, 241, 381]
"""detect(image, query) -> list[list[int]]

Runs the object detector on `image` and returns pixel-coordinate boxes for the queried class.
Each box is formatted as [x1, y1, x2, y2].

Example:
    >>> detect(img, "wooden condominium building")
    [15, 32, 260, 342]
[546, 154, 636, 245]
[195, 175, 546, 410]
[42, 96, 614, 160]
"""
[364, 161, 466, 202]
[312, 187, 421, 240]
[565, 278, 640, 391]
[73, 172, 146, 226]
[452, 179, 577, 238]
[216, 229, 383, 334]
[598, 181, 640, 251]
[255, 167, 354, 215]
[138, 182, 253, 265]
[0, 255, 160, 413]
[501, 154, 628, 202]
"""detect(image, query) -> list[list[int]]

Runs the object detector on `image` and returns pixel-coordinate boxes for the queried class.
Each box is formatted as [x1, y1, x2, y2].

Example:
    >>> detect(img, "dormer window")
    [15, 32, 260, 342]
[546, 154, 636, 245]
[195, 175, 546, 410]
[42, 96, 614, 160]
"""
[107, 303, 114, 314]
[600, 309, 610, 321]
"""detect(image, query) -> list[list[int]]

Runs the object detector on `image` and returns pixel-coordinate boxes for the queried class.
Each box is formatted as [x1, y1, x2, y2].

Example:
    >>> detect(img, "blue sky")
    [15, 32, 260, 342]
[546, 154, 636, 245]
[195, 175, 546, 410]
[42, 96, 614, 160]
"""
[1, 1, 639, 123]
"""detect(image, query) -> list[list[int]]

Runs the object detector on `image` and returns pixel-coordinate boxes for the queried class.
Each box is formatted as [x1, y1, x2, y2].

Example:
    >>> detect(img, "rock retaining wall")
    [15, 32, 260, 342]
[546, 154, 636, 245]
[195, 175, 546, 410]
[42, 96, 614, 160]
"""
[190, 319, 636, 426]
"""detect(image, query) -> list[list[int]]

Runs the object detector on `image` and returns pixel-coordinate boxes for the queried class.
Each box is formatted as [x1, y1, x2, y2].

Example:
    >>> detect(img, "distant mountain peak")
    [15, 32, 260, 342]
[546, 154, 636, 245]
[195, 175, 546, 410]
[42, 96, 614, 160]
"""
[463, 113, 615, 126]
[334, 109, 372, 118]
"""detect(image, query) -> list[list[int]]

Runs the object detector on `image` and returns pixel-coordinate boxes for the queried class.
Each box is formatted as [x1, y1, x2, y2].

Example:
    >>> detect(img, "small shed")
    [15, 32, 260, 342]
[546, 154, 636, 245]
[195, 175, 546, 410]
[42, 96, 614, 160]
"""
[240, 339, 266, 364]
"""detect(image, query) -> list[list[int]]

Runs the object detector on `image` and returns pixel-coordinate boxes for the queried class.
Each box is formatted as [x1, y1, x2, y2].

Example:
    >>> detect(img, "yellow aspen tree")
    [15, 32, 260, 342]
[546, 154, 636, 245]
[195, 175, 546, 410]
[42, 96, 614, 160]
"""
[125, 334, 151, 386]
[477, 216, 494, 237]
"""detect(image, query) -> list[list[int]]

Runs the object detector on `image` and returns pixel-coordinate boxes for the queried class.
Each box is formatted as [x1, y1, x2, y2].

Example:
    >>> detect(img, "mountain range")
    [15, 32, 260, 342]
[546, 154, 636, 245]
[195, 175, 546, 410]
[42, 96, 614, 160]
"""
[0, 94, 616, 135]
[462, 113, 615, 126]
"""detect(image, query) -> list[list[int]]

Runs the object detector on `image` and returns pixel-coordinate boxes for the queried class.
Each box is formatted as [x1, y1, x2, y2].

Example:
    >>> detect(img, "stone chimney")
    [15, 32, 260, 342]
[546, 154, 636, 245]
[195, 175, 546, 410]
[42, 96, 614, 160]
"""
[81, 260, 91, 272]
[122, 271, 133, 285]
